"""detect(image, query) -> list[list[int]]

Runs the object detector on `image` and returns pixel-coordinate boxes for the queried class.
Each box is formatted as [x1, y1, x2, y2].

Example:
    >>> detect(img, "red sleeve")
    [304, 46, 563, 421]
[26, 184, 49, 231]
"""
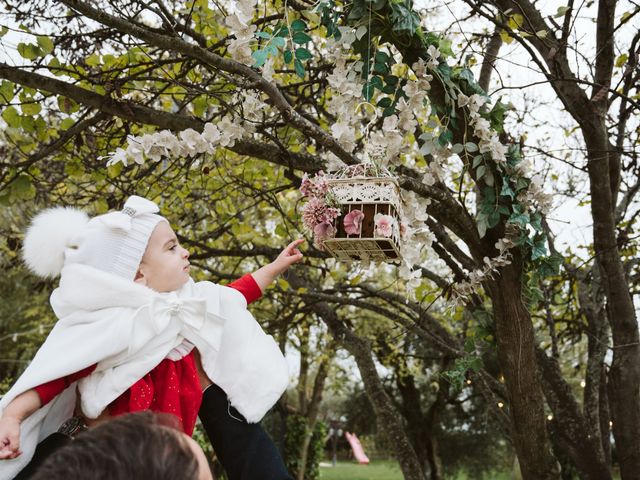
[226, 273, 263, 305]
[34, 364, 97, 406]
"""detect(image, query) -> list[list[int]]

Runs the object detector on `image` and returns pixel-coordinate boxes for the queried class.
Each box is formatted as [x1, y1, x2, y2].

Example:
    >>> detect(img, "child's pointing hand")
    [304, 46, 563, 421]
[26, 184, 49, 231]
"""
[251, 239, 305, 292]
[271, 239, 305, 275]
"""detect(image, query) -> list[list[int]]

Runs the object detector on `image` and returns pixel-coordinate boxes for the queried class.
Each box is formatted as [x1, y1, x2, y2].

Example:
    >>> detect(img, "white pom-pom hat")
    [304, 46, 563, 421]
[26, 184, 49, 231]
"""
[22, 196, 166, 280]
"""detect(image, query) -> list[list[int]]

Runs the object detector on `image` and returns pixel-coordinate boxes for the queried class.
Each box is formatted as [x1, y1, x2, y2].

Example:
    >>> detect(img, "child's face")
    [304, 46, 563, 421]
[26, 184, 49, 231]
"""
[135, 221, 191, 292]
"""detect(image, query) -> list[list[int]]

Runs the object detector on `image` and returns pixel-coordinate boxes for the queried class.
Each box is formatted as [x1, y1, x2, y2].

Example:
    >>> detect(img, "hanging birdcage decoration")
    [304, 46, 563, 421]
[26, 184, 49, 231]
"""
[300, 163, 405, 262]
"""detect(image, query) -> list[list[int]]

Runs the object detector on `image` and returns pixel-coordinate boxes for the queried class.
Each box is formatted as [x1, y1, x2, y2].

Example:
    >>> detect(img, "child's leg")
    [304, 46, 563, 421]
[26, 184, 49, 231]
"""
[198, 383, 292, 480]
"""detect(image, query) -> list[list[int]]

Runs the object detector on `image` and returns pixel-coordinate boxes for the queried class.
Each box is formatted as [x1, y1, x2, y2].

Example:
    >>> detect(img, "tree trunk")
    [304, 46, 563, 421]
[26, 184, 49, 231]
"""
[577, 267, 611, 465]
[584, 130, 640, 478]
[488, 255, 560, 479]
[288, 270, 425, 480]
[296, 344, 334, 480]
[483, 0, 640, 475]
[394, 357, 447, 480]
[536, 348, 612, 479]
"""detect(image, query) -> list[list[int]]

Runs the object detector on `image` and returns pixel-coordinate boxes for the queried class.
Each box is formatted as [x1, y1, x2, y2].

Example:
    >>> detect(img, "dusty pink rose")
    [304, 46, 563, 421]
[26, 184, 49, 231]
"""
[343, 209, 365, 235]
[374, 213, 395, 238]
[313, 222, 336, 246]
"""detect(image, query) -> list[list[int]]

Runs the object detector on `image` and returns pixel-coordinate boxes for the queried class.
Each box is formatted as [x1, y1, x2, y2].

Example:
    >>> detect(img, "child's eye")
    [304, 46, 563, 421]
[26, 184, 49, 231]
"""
[169, 245, 177, 250]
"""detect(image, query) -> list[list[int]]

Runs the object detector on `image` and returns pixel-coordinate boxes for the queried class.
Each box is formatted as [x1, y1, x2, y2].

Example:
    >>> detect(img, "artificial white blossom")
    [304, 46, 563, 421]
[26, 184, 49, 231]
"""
[105, 147, 129, 167]
[331, 122, 357, 152]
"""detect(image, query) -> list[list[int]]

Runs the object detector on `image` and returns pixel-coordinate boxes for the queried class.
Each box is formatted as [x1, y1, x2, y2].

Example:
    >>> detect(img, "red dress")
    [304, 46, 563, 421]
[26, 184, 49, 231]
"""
[33, 274, 262, 435]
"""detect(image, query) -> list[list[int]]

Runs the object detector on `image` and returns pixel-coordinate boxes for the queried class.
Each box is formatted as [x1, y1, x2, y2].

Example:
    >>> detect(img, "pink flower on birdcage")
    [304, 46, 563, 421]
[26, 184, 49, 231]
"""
[300, 171, 330, 198]
[343, 209, 365, 235]
[374, 213, 395, 238]
[313, 222, 336, 247]
[301, 197, 340, 230]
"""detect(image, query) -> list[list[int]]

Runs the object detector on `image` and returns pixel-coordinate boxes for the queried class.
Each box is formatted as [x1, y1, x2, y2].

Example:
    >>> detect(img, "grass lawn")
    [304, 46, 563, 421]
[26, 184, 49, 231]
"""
[319, 460, 402, 480]
[318, 461, 514, 480]
[319, 461, 622, 480]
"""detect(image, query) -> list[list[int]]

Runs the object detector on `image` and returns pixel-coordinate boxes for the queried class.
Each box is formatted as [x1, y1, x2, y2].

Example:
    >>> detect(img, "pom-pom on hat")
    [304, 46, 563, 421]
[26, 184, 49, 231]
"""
[22, 196, 166, 280]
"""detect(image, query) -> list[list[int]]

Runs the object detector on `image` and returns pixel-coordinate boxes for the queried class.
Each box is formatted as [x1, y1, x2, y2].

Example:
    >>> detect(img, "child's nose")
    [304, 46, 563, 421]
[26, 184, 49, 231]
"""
[182, 248, 190, 259]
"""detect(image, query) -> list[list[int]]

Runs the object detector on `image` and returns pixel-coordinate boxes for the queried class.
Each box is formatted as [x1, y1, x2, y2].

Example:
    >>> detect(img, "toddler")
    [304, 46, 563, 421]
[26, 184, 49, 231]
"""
[0, 195, 303, 479]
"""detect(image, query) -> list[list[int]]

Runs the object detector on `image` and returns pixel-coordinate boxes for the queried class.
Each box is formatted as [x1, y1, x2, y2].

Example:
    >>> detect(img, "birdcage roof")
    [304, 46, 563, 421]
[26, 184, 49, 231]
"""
[327, 162, 395, 180]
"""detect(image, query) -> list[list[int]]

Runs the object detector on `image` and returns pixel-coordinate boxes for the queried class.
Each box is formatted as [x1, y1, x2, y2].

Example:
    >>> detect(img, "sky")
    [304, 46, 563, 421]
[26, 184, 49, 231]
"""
[415, 0, 639, 257]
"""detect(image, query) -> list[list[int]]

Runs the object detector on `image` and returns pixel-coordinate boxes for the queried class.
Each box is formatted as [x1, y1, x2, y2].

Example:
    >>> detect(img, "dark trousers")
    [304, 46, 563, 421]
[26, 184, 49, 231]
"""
[13, 432, 71, 480]
[199, 384, 292, 480]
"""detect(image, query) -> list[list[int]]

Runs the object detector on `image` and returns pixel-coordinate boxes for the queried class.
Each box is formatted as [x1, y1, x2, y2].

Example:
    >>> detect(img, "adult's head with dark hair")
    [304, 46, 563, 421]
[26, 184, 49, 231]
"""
[31, 412, 212, 480]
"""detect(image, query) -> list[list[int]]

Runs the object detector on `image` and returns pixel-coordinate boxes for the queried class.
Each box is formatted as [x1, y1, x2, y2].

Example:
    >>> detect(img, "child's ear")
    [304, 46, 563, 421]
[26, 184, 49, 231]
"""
[134, 268, 147, 285]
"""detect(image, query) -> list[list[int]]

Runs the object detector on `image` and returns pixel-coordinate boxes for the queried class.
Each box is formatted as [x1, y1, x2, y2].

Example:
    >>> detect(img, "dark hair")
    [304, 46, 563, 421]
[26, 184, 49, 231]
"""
[32, 412, 200, 480]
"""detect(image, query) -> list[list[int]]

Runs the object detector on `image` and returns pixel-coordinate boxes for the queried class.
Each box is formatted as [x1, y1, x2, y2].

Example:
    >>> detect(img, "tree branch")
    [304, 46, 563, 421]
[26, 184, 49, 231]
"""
[59, 0, 358, 166]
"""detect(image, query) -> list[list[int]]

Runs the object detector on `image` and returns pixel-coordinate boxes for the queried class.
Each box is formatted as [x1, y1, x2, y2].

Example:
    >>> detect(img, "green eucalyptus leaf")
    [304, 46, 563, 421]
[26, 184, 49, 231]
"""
[465, 142, 478, 152]
[384, 74, 398, 86]
[374, 51, 390, 64]
[437, 129, 453, 146]
[295, 47, 313, 61]
[369, 75, 383, 90]
[362, 82, 375, 101]
[291, 19, 307, 32]
[252, 49, 269, 67]
[271, 36, 285, 48]
[382, 84, 396, 94]
[292, 31, 312, 44]
[382, 106, 396, 117]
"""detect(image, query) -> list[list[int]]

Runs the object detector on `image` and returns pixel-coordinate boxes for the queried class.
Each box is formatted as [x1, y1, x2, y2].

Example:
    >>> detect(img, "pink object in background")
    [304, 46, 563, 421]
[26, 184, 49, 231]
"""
[345, 431, 370, 465]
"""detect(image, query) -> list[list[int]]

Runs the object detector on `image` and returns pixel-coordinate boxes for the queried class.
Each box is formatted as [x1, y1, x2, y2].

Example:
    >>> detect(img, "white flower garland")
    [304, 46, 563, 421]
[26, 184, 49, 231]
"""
[100, 5, 551, 304]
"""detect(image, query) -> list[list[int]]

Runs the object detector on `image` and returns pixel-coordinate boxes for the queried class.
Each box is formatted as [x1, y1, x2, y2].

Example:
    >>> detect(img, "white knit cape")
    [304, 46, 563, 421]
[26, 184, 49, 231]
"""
[0, 264, 289, 479]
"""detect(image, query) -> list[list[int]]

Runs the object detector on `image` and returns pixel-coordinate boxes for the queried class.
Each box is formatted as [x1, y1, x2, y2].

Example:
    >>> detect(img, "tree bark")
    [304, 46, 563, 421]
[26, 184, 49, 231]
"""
[477, 0, 640, 474]
[287, 270, 426, 480]
[535, 348, 612, 479]
[487, 254, 561, 479]
[296, 343, 334, 480]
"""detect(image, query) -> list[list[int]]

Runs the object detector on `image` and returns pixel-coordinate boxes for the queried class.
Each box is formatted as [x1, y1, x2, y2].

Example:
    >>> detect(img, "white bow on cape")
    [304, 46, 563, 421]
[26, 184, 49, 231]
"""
[0, 264, 289, 479]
